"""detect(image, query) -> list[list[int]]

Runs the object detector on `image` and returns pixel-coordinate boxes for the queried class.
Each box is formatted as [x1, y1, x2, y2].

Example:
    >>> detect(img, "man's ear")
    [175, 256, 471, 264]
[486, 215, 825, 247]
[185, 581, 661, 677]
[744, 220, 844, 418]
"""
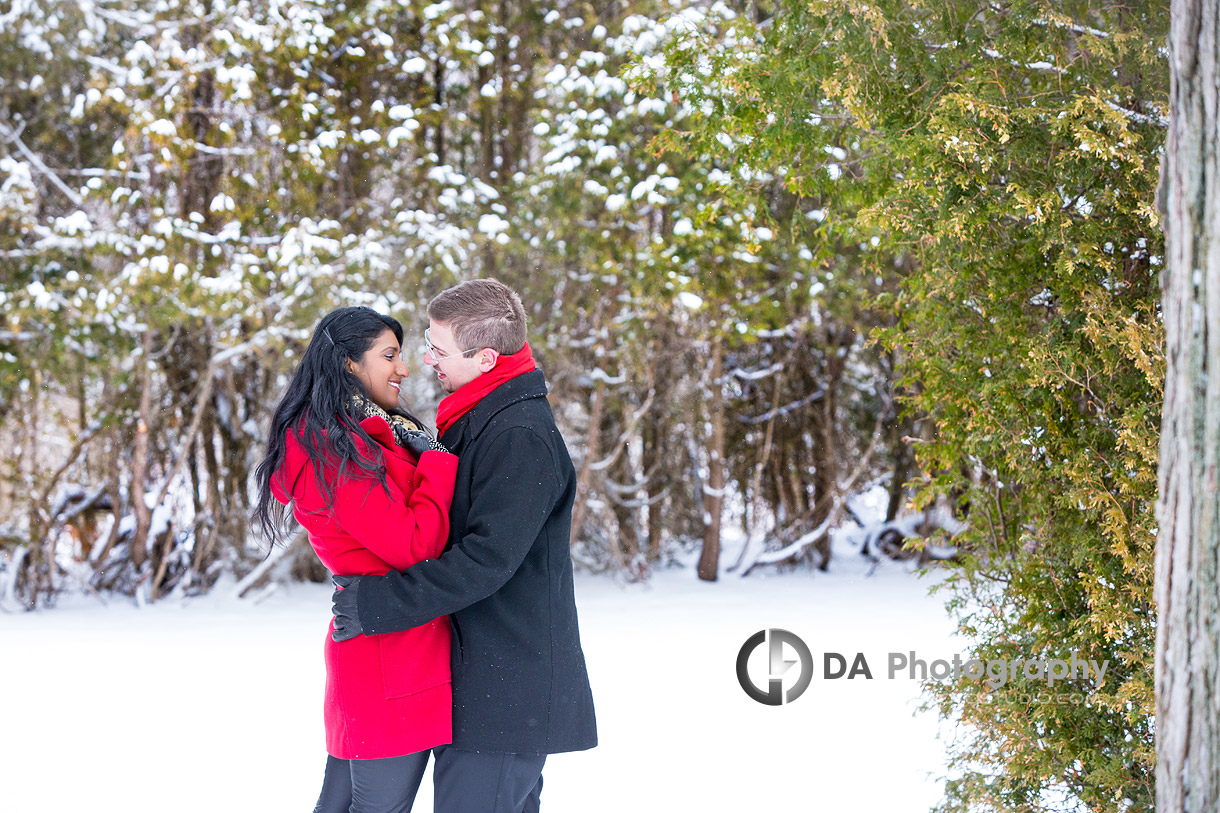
[478, 349, 499, 372]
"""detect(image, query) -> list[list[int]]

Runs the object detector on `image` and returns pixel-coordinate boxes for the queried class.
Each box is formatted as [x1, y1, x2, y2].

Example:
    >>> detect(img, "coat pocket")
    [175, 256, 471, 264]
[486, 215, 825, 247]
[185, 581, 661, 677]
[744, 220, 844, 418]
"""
[378, 619, 452, 699]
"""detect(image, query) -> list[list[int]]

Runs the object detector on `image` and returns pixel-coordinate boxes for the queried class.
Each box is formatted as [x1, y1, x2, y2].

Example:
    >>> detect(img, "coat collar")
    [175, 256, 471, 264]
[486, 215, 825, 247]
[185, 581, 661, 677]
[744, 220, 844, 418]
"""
[441, 369, 549, 444]
[357, 414, 396, 447]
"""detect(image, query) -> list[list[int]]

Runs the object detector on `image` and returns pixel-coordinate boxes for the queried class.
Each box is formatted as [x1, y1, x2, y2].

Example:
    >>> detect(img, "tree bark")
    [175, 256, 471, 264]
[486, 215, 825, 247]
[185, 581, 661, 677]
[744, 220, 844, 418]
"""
[22, 366, 52, 604]
[129, 330, 154, 570]
[807, 325, 851, 570]
[1156, 0, 1220, 809]
[698, 337, 726, 582]
[569, 292, 617, 550]
[569, 378, 605, 548]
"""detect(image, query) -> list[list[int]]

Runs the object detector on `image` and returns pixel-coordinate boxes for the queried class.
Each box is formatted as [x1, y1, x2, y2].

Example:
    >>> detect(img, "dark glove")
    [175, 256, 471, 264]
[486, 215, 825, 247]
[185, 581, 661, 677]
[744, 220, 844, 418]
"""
[331, 575, 363, 642]
[402, 429, 449, 457]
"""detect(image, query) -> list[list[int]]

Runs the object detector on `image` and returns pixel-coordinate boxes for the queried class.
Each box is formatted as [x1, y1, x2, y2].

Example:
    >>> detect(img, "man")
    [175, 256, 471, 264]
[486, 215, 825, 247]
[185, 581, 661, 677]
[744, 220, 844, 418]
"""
[331, 278, 597, 813]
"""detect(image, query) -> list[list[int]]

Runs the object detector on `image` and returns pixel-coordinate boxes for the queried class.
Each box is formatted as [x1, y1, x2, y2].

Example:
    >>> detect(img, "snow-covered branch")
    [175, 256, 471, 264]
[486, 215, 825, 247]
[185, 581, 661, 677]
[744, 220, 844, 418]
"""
[232, 531, 304, 599]
[32, 423, 105, 526]
[0, 123, 84, 206]
[176, 226, 282, 246]
[731, 362, 783, 381]
[1106, 100, 1169, 128]
[747, 510, 839, 567]
[588, 389, 656, 472]
[1029, 16, 1111, 39]
[92, 4, 194, 34]
[980, 47, 1067, 75]
[739, 415, 885, 575]
[191, 143, 256, 157]
[755, 319, 812, 339]
[736, 387, 824, 424]
[85, 55, 131, 79]
[589, 367, 626, 385]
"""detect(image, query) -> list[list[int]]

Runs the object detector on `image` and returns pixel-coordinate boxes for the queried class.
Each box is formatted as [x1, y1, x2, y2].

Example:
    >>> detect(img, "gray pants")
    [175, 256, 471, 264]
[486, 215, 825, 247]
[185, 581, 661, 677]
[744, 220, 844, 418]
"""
[313, 752, 429, 813]
[432, 746, 546, 813]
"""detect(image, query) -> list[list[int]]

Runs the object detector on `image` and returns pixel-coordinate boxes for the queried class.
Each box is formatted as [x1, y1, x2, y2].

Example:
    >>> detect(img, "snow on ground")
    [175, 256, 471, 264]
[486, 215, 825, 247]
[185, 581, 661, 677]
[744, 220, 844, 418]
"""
[0, 536, 960, 812]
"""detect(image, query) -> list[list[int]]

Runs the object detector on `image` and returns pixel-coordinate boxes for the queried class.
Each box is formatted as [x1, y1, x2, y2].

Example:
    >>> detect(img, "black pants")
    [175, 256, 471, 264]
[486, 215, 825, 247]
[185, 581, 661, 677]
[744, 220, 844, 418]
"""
[432, 746, 546, 813]
[313, 752, 430, 813]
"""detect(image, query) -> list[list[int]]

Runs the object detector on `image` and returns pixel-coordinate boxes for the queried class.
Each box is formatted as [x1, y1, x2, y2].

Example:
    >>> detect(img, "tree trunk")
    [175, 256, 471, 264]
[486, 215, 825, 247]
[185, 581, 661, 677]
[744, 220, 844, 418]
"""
[569, 378, 604, 547]
[22, 366, 52, 605]
[129, 330, 154, 570]
[698, 337, 725, 582]
[1156, 0, 1220, 808]
[886, 414, 913, 523]
[90, 375, 126, 572]
[807, 325, 850, 570]
[570, 297, 615, 549]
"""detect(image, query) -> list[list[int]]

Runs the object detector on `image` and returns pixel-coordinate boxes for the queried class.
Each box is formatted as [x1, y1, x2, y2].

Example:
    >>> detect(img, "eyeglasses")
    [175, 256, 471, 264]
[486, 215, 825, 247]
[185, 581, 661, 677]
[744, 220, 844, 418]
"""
[424, 328, 478, 363]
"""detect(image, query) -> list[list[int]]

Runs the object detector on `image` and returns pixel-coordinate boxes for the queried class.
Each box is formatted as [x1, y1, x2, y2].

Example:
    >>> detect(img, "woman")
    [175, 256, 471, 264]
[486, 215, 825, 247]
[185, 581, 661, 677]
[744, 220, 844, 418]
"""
[253, 306, 457, 813]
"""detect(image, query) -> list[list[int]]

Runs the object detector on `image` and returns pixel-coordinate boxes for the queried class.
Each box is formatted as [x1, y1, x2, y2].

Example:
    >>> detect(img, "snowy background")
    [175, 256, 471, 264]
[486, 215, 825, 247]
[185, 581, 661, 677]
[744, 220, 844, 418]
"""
[1, 531, 958, 812]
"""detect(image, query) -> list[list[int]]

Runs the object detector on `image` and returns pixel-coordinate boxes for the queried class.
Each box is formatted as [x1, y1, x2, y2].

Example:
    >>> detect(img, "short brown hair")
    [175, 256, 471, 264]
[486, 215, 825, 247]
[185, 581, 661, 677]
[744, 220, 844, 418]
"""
[427, 278, 528, 354]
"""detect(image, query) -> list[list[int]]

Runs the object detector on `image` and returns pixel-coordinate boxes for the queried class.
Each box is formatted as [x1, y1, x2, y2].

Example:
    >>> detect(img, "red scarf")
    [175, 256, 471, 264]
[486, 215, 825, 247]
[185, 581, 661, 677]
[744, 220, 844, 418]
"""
[435, 342, 537, 436]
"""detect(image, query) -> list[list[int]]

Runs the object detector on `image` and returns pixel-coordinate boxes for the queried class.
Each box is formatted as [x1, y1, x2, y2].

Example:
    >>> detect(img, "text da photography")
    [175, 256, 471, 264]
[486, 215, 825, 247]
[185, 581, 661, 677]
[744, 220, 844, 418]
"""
[736, 628, 1110, 706]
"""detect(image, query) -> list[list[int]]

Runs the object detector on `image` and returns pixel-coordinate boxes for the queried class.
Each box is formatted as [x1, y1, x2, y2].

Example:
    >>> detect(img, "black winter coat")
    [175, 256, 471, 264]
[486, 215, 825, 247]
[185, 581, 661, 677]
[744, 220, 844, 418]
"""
[355, 369, 598, 755]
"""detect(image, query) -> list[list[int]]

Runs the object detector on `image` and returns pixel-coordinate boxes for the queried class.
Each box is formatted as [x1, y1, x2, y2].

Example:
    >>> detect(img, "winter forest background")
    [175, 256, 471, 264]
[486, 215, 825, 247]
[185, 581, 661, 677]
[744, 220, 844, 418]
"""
[0, 0, 1167, 811]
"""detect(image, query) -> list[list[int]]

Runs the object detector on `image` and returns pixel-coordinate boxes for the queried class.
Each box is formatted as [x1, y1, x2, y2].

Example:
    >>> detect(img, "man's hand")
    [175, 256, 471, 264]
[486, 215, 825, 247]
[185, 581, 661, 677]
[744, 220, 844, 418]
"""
[402, 430, 449, 458]
[331, 575, 363, 642]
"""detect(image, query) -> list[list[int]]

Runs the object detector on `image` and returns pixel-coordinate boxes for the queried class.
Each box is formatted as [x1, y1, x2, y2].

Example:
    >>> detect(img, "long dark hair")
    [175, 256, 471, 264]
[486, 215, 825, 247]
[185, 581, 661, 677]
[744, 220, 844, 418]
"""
[253, 306, 413, 545]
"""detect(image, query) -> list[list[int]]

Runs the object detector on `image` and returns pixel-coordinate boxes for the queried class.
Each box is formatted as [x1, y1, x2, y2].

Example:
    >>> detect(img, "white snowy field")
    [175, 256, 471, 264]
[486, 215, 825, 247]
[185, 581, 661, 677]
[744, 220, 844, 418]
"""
[0, 541, 961, 812]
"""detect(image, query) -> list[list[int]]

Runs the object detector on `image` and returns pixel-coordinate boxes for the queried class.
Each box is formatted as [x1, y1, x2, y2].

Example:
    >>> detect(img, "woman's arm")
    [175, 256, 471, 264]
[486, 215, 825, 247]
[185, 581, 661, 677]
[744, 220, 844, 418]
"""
[297, 444, 458, 570]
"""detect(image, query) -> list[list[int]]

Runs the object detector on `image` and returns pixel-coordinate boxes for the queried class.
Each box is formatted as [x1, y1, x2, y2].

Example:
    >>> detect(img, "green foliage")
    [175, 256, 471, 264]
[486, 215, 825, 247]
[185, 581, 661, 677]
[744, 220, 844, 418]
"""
[1, 0, 903, 601]
[655, 0, 1165, 809]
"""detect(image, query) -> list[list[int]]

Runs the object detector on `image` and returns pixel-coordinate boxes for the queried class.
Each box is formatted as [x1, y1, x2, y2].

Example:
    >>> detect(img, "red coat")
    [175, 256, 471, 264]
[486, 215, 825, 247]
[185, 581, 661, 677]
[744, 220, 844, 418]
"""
[271, 415, 458, 759]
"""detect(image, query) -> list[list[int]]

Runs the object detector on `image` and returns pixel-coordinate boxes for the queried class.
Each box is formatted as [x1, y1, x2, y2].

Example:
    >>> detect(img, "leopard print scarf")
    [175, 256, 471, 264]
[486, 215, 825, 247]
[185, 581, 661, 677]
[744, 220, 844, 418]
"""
[349, 393, 423, 450]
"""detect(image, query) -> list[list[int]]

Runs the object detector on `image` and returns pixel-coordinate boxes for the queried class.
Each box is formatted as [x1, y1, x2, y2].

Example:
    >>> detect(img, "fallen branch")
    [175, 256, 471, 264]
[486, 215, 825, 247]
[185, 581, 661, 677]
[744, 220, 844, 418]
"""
[233, 530, 306, 599]
[745, 509, 840, 571]
[738, 412, 885, 575]
[33, 422, 105, 529]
